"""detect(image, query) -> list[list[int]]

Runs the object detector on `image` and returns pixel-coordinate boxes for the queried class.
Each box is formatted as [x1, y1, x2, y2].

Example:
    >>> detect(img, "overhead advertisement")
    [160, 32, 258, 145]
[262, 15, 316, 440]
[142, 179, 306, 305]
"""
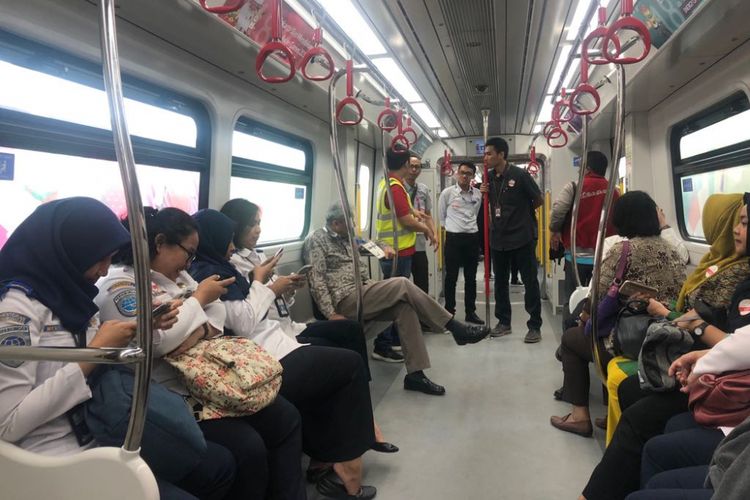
[633, 0, 706, 49]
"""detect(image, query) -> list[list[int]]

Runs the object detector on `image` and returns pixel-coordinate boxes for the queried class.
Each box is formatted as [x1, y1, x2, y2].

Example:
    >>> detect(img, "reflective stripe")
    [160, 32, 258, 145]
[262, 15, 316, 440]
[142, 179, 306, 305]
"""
[375, 177, 416, 251]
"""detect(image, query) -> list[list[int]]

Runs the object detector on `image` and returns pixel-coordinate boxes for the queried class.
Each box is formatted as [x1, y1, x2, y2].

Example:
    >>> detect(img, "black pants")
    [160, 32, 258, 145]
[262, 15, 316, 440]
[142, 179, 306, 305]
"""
[280, 346, 375, 463]
[626, 467, 713, 500]
[562, 259, 594, 329]
[198, 396, 305, 500]
[491, 241, 542, 329]
[559, 325, 612, 406]
[619, 373, 652, 412]
[297, 319, 371, 381]
[444, 232, 480, 315]
[582, 390, 689, 500]
[158, 441, 236, 500]
[411, 251, 429, 293]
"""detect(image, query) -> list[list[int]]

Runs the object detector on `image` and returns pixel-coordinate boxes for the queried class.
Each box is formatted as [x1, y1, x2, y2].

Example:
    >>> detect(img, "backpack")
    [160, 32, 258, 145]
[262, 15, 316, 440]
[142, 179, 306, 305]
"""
[638, 320, 695, 392]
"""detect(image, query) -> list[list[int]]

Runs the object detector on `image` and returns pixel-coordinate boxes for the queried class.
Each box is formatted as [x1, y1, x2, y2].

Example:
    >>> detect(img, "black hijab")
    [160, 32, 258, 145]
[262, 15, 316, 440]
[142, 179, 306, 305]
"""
[0, 197, 131, 338]
[189, 209, 250, 301]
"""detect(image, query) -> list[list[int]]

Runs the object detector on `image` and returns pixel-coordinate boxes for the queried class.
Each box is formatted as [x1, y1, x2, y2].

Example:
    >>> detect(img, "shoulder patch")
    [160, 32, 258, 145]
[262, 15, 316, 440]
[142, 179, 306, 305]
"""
[0, 324, 31, 368]
[706, 265, 719, 278]
[508, 179, 516, 187]
[739, 299, 750, 317]
[0, 312, 31, 325]
[107, 280, 135, 293]
[113, 290, 138, 317]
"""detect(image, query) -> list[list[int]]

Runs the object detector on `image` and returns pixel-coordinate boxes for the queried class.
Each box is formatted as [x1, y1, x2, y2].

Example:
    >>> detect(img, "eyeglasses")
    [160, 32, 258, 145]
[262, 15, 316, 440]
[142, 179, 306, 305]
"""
[177, 242, 196, 266]
[457, 171, 474, 177]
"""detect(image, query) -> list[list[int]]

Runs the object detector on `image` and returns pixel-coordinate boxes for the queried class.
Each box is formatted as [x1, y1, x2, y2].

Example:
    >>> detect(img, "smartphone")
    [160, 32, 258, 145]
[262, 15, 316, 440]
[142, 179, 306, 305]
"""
[619, 280, 658, 299]
[273, 247, 284, 259]
[295, 264, 313, 276]
[152, 302, 172, 318]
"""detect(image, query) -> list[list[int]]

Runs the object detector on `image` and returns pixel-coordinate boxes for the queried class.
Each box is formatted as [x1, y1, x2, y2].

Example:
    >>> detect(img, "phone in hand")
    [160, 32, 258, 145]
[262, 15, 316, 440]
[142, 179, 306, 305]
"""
[295, 264, 313, 276]
[619, 280, 658, 299]
[273, 247, 284, 260]
[152, 302, 172, 318]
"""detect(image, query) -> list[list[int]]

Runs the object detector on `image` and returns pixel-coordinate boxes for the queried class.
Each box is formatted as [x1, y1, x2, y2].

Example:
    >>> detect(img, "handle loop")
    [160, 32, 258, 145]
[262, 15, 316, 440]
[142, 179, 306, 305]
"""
[570, 58, 601, 116]
[377, 97, 399, 131]
[199, 0, 246, 14]
[300, 27, 334, 81]
[335, 60, 363, 126]
[603, 0, 652, 64]
[256, 0, 296, 83]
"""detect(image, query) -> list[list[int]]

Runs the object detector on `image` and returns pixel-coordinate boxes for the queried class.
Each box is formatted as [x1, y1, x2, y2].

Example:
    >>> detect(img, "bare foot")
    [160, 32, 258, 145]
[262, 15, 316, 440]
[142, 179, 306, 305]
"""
[333, 458, 363, 495]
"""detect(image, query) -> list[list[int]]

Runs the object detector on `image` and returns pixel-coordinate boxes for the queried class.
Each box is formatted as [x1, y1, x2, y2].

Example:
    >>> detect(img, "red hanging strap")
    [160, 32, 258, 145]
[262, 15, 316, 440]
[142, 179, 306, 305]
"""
[335, 59, 364, 126]
[377, 97, 399, 131]
[582, 7, 621, 65]
[604, 0, 652, 64]
[570, 58, 601, 116]
[199, 0, 246, 14]
[300, 27, 334, 81]
[256, 0, 296, 83]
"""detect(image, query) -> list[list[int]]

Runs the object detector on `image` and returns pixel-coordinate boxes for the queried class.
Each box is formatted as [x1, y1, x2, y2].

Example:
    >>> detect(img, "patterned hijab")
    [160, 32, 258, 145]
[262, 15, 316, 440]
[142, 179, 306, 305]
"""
[676, 193, 747, 311]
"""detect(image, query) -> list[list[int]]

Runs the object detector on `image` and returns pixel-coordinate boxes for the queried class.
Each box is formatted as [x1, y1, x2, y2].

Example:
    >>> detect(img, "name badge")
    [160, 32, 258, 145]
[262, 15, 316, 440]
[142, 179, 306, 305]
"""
[494, 207, 502, 218]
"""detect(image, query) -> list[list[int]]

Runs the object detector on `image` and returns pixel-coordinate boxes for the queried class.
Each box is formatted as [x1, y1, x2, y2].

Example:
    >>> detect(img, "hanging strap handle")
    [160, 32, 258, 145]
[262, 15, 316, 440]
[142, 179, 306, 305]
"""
[583, 7, 621, 65]
[377, 97, 399, 131]
[552, 88, 573, 123]
[570, 58, 601, 115]
[401, 116, 418, 145]
[335, 60, 364, 125]
[300, 27, 334, 81]
[390, 109, 410, 150]
[199, 0, 246, 14]
[527, 145, 541, 175]
[604, 0, 652, 64]
[256, 0, 296, 83]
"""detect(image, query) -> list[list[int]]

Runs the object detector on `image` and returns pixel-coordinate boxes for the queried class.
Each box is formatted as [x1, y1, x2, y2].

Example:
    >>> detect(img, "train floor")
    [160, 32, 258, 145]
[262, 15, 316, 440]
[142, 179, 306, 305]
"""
[305, 262, 607, 499]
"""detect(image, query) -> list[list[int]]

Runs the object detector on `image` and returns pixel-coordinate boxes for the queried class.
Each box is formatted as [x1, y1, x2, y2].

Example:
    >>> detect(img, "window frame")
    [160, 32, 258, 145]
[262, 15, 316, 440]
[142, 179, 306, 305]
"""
[670, 91, 750, 242]
[231, 116, 314, 245]
[0, 29, 212, 208]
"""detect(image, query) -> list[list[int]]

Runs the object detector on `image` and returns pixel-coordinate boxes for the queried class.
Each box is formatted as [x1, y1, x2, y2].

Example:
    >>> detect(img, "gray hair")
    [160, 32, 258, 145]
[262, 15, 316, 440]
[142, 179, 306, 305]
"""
[325, 203, 346, 224]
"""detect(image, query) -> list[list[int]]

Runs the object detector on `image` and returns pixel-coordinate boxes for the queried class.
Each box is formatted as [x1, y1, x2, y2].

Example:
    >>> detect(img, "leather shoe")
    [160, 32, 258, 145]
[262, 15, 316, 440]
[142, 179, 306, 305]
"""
[370, 441, 399, 453]
[465, 312, 485, 325]
[404, 373, 446, 395]
[594, 417, 607, 430]
[550, 414, 593, 437]
[306, 465, 333, 484]
[452, 325, 490, 345]
[316, 475, 377, 499]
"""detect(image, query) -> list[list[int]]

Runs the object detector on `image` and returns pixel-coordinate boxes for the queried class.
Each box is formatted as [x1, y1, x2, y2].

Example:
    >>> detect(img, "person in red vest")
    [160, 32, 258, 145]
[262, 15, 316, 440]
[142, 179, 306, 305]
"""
[549, 151, 619, 329]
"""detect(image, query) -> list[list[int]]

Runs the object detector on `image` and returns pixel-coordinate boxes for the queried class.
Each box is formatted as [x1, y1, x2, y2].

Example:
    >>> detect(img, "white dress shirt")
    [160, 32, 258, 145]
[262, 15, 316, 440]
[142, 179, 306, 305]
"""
[438, 184, 482, 233]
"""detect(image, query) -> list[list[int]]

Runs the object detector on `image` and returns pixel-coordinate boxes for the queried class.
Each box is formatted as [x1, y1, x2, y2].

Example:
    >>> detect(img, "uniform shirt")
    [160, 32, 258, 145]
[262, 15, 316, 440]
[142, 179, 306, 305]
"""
[0, 289, 96, 456]
[438, 184, 482, 234]
[303, 226, 371, 318]
[404, 180, 432, 252]
[96, 266, 226, 394]
[230, 247, 306, 337]
[488, 164, 543, 251]
[381, 174, 416, 257]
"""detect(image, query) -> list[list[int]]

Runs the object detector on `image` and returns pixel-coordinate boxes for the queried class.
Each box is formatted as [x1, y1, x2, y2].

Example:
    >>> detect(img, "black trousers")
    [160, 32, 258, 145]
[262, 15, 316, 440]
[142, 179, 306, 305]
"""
[444, 232, 480, 315]
[279, 346, 375, 463]
[297, 319, 371, 381]
[198, 396, 305, 500]
[491, 241, 542, 329]
[158, 441, 236, 500]
[411, 251, 429, 293]
[562, 259, 594, 329]
[559, 325, 612, 406]
[582, 390, 689, 500]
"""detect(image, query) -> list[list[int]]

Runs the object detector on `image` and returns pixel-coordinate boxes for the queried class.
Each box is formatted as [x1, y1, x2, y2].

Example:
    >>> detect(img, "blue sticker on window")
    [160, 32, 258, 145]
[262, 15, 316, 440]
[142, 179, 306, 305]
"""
[0, 153, 15, 181]
[294, 187, 305, 199]
[573, 156, 581, 168]
[682, 178, 693, 193]
[475, 140, 485, 155]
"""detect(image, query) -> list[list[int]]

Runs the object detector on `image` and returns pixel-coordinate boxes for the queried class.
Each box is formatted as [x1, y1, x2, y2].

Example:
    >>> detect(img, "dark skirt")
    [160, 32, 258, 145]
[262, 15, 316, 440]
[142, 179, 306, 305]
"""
[279, 345, 375, 463]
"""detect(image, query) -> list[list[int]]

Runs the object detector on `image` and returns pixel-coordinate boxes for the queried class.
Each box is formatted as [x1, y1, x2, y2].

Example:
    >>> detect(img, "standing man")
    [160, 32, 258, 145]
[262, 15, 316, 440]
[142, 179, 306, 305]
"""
[438, 161, 484, 324]
[403, 155, 435, 293]
[479, 137, 544, 343]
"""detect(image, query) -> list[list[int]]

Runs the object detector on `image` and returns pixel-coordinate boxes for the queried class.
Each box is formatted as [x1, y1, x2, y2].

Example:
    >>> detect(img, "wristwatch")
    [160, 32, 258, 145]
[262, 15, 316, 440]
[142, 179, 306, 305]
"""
[693, 322, 709, 336]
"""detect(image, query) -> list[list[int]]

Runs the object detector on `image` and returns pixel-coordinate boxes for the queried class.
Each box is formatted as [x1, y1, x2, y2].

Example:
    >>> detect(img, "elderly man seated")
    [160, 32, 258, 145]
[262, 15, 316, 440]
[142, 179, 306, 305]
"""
[302, 203, 489, 396]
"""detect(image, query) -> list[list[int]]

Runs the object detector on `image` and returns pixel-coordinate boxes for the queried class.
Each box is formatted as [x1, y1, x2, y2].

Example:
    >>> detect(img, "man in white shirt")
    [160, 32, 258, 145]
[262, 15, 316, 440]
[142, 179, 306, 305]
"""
[438, 161, 484, 324]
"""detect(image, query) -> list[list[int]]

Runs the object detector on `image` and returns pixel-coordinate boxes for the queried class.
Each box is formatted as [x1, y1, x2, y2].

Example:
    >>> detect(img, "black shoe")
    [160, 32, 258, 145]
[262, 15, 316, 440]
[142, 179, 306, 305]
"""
[371, 348, 404, 363]
[553, 387, 563, 401]
[452, 325, 490, 345]
[370, 441, 399, 453]
[404, 373, 446, 396]
[316, 475, 377, 499]
[306, 465, 334, 484]
[465, 312, 485, 325]
[555, 345, 563, 362]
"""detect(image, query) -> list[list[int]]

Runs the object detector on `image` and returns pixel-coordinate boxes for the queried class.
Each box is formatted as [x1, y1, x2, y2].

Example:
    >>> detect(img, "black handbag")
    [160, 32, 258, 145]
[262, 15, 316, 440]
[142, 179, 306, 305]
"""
[610, 299, 655, 359]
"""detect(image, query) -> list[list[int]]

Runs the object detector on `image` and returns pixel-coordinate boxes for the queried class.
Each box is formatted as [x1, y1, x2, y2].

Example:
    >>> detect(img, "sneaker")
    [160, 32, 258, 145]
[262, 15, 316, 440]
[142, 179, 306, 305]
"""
[371, 348, 404, 363]
[392, 345, 403, 352]
[489, 323, 512, 337]
[524, 329, 542, 343]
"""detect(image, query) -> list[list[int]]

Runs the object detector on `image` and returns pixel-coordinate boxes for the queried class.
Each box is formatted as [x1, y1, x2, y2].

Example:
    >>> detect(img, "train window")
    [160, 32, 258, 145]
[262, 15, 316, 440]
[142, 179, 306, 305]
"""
[231, 117, 313, 244]
[671, 92, 750, 240]
[0, 30, 211, 246]
[357, 164, 371, 232]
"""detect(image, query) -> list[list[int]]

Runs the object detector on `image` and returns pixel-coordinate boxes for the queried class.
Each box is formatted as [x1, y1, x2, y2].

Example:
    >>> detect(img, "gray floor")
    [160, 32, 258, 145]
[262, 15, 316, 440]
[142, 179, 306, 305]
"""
[308, 264, 607, 499]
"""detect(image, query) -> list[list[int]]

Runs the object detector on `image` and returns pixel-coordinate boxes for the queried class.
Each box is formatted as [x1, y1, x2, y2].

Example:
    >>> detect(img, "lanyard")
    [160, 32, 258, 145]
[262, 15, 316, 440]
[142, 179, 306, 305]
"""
[491, 170, 508, 211]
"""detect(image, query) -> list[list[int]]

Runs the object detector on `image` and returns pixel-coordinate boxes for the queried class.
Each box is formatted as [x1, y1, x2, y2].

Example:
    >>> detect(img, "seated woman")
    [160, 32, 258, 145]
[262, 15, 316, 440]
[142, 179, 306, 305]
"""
[220, 198, 371, 379]
[0, 198, 235, 500]
[96, 207, 306, 500]
[578, 198, 750, 500]
[550, 191, 686, 437]
[189, 208, 378, 500]
[605, 193, 750, 440]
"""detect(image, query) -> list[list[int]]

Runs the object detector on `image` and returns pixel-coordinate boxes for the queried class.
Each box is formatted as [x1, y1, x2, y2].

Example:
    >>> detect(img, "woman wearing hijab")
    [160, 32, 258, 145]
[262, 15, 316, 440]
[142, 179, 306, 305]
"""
[95, 207, 306, 500]
[0, 198, 235, 500]
[578, 196, 750, 500]
[189, 209, 378, 500]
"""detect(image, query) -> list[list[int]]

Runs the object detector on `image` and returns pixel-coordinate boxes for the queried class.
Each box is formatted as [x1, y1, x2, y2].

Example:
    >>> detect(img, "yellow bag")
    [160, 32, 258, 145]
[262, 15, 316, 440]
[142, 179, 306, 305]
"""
[166, 337, 282, 420]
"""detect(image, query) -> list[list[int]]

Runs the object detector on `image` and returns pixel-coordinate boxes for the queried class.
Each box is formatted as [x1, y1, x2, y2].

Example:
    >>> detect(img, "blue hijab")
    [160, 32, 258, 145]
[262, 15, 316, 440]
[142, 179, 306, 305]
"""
[0, 197, 131, 339]
[189, 209, 250, 301]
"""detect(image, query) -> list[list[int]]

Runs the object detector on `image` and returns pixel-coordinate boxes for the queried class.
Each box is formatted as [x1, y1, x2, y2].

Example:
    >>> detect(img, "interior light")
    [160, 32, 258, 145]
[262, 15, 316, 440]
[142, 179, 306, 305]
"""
[566, 0, 595, 41]
[437, 129, 449, 138]
[537, 97, 555, 123]
[316, 0, 387, 56]
[563, 57, 579, 89]
[546, 45, 573, 94]
[371, 57, 421, 102]
[533, 123, 542, 134]
[410, 102, 441, 129]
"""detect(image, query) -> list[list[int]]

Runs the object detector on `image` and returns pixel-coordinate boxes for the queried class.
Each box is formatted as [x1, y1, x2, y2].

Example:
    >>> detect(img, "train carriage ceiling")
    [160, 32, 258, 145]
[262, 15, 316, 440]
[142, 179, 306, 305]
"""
[359, 0, 575, 137]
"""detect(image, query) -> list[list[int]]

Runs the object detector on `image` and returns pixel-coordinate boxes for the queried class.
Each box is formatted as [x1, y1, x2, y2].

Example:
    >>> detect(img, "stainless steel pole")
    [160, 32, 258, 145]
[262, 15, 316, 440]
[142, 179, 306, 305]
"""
[569, 115, 590, 288]
[481, 109, 491, 326]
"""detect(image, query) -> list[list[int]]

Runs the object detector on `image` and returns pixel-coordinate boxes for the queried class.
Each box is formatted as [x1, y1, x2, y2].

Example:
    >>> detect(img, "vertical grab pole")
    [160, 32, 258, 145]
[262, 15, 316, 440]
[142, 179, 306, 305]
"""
[569, 116, 590, 288]
[481, 109, 491, 326]
[328, 68, 364, 324]
[98, 0, 153, 452]
[379, 130, 399, 276]
[589, 65, 626, 380]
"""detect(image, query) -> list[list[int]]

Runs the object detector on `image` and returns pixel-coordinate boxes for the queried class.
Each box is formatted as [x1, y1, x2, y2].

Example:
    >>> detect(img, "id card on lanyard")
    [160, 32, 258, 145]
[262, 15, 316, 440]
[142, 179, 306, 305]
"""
[492, 175, 507, 219]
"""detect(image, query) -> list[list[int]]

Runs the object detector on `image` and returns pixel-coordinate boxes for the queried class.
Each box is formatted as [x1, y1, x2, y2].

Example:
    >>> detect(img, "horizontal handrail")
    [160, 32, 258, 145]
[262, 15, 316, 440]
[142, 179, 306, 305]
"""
[0, 346, 144, 364]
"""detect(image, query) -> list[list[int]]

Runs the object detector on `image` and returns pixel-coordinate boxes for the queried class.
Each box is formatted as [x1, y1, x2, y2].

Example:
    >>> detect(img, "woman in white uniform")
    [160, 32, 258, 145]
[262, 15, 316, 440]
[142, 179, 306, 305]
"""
[96, 207, 306, 500]
[0, 197, 235, 500]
